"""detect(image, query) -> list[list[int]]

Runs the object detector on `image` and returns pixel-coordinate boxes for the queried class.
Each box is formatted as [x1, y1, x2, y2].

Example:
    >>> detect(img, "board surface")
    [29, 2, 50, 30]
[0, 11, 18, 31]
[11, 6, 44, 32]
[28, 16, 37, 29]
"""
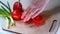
[2, 7, 60, 34]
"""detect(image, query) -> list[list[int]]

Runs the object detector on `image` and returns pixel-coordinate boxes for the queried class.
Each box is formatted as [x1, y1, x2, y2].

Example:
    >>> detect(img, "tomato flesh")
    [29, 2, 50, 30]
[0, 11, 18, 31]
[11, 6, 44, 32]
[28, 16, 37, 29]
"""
[32, 16, 44, 25]
[11, 1, 23, 20]
[11, 9, 22, 20]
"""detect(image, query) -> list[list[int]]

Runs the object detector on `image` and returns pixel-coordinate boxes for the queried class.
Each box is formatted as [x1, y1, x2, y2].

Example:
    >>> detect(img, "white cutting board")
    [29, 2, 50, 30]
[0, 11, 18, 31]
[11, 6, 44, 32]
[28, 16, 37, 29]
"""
[2, 7, 60, 34]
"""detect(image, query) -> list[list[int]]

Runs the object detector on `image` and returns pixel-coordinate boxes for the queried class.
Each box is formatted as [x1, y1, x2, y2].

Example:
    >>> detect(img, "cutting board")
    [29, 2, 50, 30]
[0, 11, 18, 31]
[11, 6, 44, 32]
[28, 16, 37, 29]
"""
[2, 6, 60, 34]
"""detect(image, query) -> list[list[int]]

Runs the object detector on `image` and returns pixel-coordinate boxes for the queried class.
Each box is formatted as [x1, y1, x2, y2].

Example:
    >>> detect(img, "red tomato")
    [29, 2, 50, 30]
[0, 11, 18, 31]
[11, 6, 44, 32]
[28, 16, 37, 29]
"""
[11, 9, 22, 20]
[13, 1, 22, 10]
[32, 15, 44, 25]
[12, 1, 23, 21]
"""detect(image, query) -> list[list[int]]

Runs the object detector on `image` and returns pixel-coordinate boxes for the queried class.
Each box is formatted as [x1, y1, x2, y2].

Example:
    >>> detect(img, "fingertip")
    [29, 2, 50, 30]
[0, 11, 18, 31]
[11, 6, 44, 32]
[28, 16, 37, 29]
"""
[23, 18, 30, 22]
[23, 20, 26, 22]
[21, 15, 23, 19]
[23, 17, 27, 22]
[21, 11, 27, 19]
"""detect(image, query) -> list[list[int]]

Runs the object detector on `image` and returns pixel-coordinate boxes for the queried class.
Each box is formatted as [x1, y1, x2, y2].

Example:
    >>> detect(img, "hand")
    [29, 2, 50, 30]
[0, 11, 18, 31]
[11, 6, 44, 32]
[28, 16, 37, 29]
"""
[21, 0, 49, 22]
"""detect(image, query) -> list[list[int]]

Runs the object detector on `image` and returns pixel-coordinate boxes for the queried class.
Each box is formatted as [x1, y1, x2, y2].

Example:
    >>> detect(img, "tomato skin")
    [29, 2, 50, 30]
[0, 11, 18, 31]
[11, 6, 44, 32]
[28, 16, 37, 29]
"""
[11, 1, 23, 21]
[11, 9, 22, 21]
[32, 16, 44, 25]
[13, 1, 22, 10]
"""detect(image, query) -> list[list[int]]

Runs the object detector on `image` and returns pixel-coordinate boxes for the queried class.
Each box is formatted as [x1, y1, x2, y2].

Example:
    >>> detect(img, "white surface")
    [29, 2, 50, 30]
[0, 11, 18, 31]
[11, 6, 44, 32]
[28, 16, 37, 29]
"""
[0, 17, 15, 34]
[56, 26, 60, 34]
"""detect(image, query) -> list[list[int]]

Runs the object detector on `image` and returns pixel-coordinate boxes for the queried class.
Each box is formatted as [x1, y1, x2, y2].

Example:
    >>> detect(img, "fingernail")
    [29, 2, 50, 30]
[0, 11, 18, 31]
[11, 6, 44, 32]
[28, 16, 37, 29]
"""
[23, 18, 27, 22]
[21, 15, 23, 19]
[21, 17, 23, 19]
[21, 15, 24, 19]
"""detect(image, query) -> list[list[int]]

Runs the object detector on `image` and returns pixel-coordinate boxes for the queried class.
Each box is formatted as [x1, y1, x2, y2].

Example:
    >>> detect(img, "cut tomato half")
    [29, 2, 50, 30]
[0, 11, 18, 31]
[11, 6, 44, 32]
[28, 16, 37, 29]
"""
[32, 15, 44, 25]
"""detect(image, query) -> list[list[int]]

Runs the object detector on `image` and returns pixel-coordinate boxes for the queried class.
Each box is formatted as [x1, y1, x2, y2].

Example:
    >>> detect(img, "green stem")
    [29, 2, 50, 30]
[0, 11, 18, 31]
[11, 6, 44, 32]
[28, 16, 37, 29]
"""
[8, 16, 14, 28]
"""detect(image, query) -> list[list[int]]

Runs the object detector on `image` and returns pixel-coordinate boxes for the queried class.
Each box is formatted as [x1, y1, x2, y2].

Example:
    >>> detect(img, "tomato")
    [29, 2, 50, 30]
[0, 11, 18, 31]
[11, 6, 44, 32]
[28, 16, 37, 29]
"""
[13, 1, 22, 10]
[11, 1, 23, 21]
[11, 9, 22, 20]
[32, 15, 44, 25]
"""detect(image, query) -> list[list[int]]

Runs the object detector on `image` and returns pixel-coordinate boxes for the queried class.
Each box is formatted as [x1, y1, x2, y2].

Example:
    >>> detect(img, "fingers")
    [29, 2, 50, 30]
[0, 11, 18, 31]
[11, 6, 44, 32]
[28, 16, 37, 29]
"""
[21, 6, 31, 19]
[22, 5, 36, 22]
[23, 8, 40, 22]
[32, 0, 50, 18]
[22, 0, 43, 22]
[21, 4, 35, 19]
[23, 7, 35, 22]
[23, 9, 32, 22]
[26, 0, 47, 20]
[31, 8, 43, 19]
[23, 14, 31, 22]
[26, 8, 38, 21]
[22, 0, 50, 22]
[27, 0, 49, 19]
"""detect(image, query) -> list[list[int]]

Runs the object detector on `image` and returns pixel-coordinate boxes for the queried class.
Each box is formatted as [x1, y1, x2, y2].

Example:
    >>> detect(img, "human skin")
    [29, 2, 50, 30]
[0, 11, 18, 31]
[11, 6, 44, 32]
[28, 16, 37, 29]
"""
[21, 0, 49, 22]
